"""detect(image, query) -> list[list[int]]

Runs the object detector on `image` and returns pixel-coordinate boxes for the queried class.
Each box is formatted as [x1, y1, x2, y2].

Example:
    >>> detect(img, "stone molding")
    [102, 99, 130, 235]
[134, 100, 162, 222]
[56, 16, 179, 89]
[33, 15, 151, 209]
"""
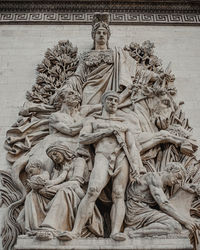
[15, 235, 193, 250]
[1, 12, 200, 25]
[0, 0, 200, 25]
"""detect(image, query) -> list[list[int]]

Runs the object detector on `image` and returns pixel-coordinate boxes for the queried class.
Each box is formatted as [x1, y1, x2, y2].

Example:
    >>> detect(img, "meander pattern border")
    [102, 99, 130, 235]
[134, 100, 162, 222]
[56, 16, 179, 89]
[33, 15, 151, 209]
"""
[0, 12, 200, 25]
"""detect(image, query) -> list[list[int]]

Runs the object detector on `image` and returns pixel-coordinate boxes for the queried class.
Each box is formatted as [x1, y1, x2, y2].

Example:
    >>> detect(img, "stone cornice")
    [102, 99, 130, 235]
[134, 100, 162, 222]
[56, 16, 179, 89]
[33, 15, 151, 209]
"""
[0, 0, 200, 25]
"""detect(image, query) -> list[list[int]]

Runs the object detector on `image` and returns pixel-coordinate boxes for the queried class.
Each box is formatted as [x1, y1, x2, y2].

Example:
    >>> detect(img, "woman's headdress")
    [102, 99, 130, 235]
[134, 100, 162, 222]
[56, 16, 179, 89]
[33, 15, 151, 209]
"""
[46, 143, 77, 162]
[91, 13, 111, 40]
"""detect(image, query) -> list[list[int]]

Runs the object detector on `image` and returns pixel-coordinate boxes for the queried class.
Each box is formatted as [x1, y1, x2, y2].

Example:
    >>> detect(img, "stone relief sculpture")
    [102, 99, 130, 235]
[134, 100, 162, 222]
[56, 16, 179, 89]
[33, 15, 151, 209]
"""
[23, 142, 103, 240]
[1, 12, 200, 250]
[56, 90, 145, 242]
[125, 163, 199, 244]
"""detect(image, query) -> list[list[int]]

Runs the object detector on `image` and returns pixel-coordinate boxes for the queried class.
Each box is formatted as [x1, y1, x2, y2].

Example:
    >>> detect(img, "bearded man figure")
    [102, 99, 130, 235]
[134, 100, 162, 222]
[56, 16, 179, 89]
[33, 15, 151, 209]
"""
[125, 163, 199, 238]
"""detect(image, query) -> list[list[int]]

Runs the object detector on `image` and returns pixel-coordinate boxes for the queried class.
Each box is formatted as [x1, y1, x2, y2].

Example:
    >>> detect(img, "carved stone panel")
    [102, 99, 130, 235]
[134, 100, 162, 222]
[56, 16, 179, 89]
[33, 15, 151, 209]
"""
[1, 12, 200, 250]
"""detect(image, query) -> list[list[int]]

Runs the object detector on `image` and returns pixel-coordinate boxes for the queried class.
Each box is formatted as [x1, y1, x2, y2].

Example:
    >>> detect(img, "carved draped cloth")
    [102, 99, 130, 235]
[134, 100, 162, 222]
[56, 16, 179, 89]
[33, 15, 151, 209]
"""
[25, 185, 104, 237]
[125, 180, 178, 230]
[69, 47, 136, 105]
[5, 48, 136, 163]
[125, 196, 171, 229]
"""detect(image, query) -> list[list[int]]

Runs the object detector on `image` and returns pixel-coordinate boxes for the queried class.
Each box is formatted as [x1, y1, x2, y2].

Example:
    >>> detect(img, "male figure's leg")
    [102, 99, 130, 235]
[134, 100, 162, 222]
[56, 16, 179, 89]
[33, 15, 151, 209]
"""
[110, 157, 129, 240]
[58, 153, 110, 240]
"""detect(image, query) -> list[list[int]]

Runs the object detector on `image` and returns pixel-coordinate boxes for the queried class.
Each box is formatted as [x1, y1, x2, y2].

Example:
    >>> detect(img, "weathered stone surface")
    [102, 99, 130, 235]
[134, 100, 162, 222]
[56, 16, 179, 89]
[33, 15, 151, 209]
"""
[1, 0, 200, 25]
[15, 235, 194, 250]
[2, 12, 198, 249]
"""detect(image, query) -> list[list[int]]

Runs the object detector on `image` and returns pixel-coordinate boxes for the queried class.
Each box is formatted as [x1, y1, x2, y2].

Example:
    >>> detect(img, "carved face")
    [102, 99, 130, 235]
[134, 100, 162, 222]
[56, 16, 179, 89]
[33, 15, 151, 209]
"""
[153, 92, 173, 130]
[26, 165, 41, 177]
[158, 92, 171, 109]
[165, 172, 183, 187]
[49, 150, 65, 164]
[103, 95, 119, 114]
[64, 89, 81, 107]
[95, 27, 108, 47]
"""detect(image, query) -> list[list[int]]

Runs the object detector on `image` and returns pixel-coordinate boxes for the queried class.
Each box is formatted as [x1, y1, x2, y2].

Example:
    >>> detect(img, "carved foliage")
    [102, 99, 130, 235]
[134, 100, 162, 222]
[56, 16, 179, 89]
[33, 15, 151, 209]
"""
[26, 40, 78, 104]
[1, 34, 200, 250]
[125, 42, 176, 119]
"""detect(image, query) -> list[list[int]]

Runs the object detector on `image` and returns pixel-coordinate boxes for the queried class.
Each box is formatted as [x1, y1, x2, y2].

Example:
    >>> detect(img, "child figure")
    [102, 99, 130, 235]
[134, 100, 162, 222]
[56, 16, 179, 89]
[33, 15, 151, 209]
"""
[25, 160, 50, 191]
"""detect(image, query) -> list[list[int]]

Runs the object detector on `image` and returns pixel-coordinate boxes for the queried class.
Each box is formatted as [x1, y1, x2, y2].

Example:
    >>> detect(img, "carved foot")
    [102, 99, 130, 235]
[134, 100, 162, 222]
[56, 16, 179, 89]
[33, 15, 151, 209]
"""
[36, 230, 54, 241]
[57, 231, 78, 241]
[127, 229, 169, 238]
[110, 232, 127, 241]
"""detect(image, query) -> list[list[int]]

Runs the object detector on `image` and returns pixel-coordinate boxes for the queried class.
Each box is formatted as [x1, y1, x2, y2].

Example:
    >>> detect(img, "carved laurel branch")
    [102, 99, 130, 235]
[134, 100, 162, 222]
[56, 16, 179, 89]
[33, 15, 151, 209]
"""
[26, 40, 78, 105]
[125, 40, 176, 104]
[124, 40, 163, 72]
[126, 41, 199, 189]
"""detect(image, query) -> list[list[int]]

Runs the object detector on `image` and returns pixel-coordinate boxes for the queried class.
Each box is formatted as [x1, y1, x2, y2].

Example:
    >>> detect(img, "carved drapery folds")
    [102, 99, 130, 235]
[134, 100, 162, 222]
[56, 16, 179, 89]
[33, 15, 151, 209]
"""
[1, 12, 200, 250]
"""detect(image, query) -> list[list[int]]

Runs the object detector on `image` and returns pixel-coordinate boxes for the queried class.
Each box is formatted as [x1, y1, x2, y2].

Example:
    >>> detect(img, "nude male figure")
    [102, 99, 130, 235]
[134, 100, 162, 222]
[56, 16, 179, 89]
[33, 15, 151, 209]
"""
[58, 90, 144, 241]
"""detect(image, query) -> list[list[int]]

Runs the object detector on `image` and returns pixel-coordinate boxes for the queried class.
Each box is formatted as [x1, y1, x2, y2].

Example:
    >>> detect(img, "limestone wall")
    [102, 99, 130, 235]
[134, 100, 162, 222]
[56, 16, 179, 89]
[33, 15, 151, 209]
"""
[0, 24, 200, 248]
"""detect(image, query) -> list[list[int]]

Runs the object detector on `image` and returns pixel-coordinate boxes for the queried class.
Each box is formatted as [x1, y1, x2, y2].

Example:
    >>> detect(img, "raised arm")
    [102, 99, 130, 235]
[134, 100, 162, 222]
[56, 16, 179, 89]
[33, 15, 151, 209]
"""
[66, 53, 87, 95]
[137, 130, 197, 156]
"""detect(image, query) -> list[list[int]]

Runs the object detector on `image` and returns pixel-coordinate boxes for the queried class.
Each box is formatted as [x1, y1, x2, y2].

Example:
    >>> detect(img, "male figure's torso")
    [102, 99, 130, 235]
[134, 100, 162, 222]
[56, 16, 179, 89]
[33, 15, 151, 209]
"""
[92, 115, 128, 156]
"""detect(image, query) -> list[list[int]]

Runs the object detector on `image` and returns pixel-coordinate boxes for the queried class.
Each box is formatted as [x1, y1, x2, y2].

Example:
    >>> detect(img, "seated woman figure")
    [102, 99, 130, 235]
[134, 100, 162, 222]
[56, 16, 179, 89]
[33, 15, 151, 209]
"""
[34, 142, 104, 241]
[22, 143, 82, 234]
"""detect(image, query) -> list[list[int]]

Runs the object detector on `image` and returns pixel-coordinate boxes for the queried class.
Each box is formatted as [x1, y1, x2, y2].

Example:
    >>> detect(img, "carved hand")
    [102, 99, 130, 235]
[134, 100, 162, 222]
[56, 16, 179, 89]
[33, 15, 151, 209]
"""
[27, 177, 46, 190]
[183, 219, 199, 233]
[38, 186, 57, 199]
[112, 125, 128, 133]
[157, 130, 171, 140]
[181, 183, 197, 194]
[104, 127, 115, 136]
[155, 116, 170, 130]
